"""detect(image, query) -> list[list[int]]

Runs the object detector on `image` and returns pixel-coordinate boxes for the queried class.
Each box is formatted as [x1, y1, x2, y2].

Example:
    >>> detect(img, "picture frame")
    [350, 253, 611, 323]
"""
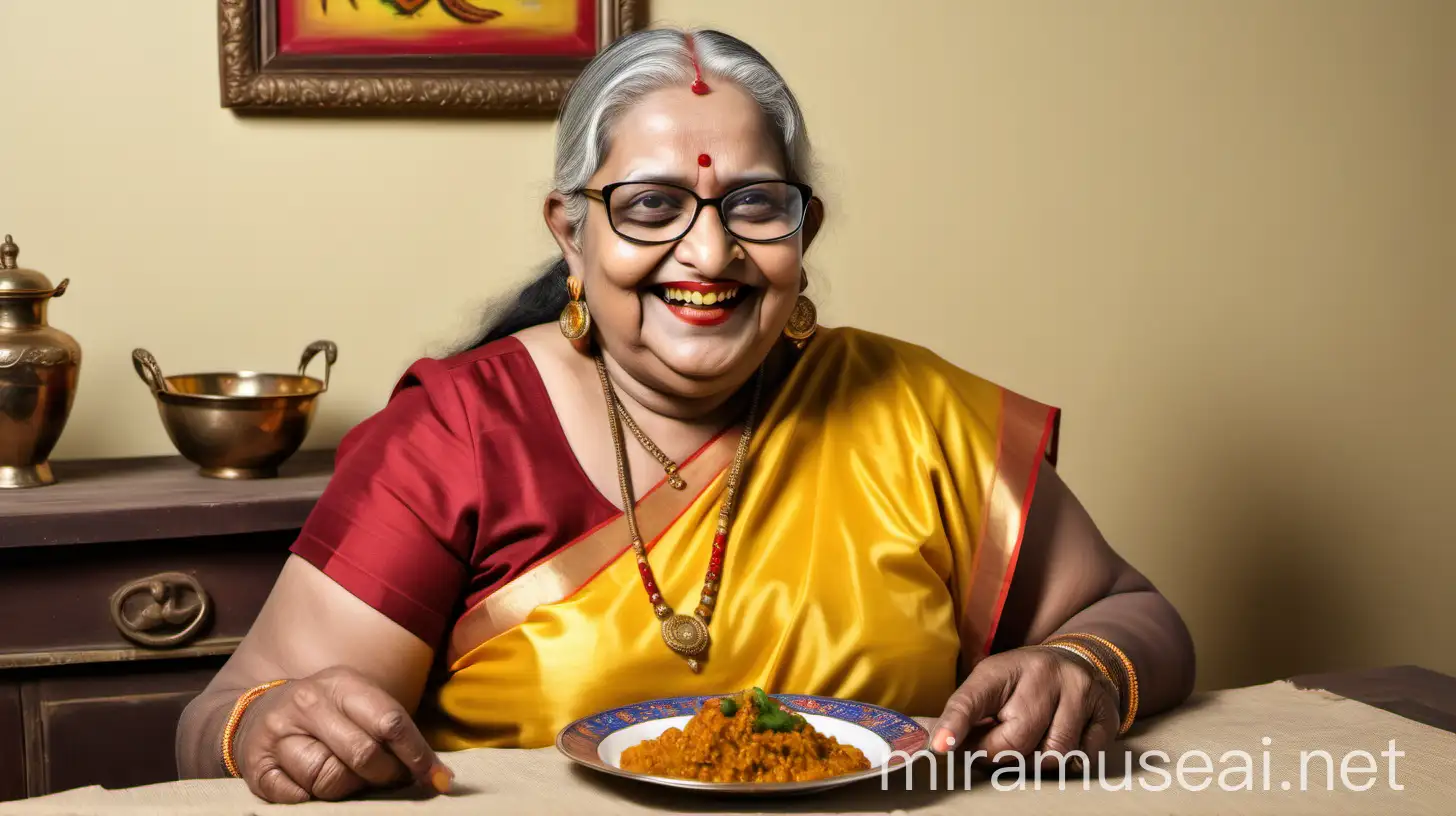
[217, 0, 642, 115]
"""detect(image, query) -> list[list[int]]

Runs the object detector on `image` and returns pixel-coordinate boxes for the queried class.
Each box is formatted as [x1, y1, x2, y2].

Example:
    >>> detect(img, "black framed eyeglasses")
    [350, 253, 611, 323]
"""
[581, 179, 813, 245]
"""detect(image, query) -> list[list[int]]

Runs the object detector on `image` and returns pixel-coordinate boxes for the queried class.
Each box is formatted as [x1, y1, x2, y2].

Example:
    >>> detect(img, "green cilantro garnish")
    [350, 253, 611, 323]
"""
[749, 687, 805, 733]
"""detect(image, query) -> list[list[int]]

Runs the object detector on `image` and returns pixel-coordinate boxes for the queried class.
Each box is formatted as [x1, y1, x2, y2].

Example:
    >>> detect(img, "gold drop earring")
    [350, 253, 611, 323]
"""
[559, 275, 592, 350]
[783, 270, 817, 349]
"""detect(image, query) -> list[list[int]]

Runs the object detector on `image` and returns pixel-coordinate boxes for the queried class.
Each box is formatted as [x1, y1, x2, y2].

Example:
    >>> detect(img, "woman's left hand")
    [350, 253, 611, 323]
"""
[930, 646, 1121, 766]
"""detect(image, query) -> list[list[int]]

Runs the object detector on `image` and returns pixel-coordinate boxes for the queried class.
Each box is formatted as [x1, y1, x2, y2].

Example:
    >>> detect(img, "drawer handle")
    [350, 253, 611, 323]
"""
[109, 572, 213, 648]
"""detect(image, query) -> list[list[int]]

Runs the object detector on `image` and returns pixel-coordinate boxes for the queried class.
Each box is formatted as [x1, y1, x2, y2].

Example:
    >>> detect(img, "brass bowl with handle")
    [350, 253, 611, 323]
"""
[131, 341, 336, 479]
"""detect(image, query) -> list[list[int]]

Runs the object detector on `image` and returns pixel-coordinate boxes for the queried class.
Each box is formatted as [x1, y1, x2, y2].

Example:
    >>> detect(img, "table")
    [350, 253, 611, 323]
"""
[1288, 665, 1456, 735]
[2, 665, 1453, 815]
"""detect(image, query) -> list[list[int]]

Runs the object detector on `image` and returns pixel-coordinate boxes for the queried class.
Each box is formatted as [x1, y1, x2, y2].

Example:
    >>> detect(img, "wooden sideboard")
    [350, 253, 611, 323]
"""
[0, 451, 333, 801]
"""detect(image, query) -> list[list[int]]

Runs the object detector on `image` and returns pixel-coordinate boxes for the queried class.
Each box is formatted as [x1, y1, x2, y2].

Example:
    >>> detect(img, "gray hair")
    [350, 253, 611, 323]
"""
[458, 28, 815, 352]
[554, 27, 815, 232]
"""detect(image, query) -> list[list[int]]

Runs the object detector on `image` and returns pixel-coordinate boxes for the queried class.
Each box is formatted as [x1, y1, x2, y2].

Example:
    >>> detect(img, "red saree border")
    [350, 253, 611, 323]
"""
[444, 428, 737, 668]
[982, 399, 1059, 653]
[957, 389, 1060, 676]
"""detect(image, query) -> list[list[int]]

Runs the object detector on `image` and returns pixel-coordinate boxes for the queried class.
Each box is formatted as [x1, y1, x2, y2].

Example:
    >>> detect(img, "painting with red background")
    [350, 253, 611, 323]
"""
[276, 0, 598, 57]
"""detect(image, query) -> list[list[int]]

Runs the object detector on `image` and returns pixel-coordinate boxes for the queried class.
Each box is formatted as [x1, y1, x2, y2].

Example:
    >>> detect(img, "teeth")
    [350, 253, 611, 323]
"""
[659, 286, 743, 306]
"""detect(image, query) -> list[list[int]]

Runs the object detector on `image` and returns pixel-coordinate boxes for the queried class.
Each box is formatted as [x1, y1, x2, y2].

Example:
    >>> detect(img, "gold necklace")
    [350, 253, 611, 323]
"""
[612, 401, 686, 489]
[594, 356, 763, 672]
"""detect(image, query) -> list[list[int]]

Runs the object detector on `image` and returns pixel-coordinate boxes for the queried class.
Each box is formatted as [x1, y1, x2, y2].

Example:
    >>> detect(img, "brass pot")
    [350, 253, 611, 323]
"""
[132, 341, 337, 479]
[0, 235, 81, 489]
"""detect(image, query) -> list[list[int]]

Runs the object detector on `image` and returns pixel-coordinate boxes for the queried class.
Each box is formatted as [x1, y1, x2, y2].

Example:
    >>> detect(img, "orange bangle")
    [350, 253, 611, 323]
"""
[222, 680, 288, 778]
[1054, 633, 1140, 735]
[1046, 641, 1111, 679]
[1045, 641, 1119, 703]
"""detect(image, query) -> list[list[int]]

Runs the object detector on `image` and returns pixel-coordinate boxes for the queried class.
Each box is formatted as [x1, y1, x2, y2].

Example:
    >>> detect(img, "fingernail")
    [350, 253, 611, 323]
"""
[934, 728, 956, 752]
[430, 764, 454, 794]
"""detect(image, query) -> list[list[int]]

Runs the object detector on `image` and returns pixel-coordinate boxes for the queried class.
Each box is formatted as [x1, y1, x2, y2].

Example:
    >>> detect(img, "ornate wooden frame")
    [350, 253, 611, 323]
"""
[217, 0, 642, 115]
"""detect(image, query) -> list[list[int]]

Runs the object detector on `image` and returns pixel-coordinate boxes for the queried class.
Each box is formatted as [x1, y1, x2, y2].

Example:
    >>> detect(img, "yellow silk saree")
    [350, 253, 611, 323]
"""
[423, 327, 1059, 749]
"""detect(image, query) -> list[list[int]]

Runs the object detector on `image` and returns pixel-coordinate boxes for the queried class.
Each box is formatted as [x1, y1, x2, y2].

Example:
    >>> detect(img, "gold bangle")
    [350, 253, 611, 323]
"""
[1055, 633, 1140, 735]
[222, 680, 288, 778]
[1050, 636, 1128, 700]
[1044, 642, 1118, 702]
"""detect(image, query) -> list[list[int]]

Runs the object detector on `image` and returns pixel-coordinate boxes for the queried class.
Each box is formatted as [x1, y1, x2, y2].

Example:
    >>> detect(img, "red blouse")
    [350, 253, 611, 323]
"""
[291, 338, 618, 647]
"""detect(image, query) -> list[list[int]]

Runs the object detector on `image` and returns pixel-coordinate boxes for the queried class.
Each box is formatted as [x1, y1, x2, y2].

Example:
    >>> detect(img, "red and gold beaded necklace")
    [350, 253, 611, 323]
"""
[594, 356, 763, 672]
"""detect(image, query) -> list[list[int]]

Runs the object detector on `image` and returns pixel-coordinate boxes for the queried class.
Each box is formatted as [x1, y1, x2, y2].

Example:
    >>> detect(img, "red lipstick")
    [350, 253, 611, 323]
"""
[660, 280, 739, 293]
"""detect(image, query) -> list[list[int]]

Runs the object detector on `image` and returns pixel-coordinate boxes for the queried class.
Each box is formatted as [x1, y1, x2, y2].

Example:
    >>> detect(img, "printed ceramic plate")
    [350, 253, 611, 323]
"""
[556, 693, 930, 795]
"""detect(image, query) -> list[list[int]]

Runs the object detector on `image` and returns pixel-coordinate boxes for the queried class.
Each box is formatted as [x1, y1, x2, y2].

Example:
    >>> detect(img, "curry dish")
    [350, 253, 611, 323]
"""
[619, 688, 872, 783]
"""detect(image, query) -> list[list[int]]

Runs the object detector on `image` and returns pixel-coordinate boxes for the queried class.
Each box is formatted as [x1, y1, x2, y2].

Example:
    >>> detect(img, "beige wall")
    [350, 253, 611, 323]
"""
[1, 1, 1451, 691]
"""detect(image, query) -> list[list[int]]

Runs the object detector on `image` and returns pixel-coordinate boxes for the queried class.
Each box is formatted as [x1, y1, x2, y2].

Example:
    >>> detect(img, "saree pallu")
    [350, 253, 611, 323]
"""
[422, 327, 1059, 749]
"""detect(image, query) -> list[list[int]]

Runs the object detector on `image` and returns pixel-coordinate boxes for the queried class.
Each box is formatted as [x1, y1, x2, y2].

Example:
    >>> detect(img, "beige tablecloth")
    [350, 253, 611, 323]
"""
[5, 680, 1453, 815]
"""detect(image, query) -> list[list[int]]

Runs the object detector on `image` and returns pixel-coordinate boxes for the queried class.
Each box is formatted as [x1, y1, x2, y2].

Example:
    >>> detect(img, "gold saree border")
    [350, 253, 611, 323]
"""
[958, 389, 1060, 675]
[445, 429, 737, 668]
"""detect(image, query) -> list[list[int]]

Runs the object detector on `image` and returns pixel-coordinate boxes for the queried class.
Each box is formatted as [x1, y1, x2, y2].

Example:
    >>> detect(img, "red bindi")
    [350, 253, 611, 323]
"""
[698, 154, 712, 167]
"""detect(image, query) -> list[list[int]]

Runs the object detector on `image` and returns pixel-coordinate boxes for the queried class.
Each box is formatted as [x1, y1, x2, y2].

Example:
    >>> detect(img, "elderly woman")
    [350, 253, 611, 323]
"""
[177, 27, 1195, 803]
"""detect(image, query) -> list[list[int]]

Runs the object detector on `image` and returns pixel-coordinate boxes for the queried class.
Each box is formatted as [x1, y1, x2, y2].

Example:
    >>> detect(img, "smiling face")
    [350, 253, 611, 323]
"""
[548, 82, 817, 402]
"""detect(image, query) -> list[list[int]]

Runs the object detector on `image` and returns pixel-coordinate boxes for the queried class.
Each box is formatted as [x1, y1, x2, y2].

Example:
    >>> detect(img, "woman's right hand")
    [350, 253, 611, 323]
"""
[231, 666, 453, 803]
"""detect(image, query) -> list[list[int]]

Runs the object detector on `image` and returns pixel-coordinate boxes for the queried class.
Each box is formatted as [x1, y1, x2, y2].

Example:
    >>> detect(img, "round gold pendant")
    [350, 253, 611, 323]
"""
[661, 614, 710, 659]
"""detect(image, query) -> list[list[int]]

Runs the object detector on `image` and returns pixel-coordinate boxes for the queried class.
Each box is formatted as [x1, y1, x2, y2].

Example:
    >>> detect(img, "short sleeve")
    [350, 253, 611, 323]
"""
[292, 358, 478, 648]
